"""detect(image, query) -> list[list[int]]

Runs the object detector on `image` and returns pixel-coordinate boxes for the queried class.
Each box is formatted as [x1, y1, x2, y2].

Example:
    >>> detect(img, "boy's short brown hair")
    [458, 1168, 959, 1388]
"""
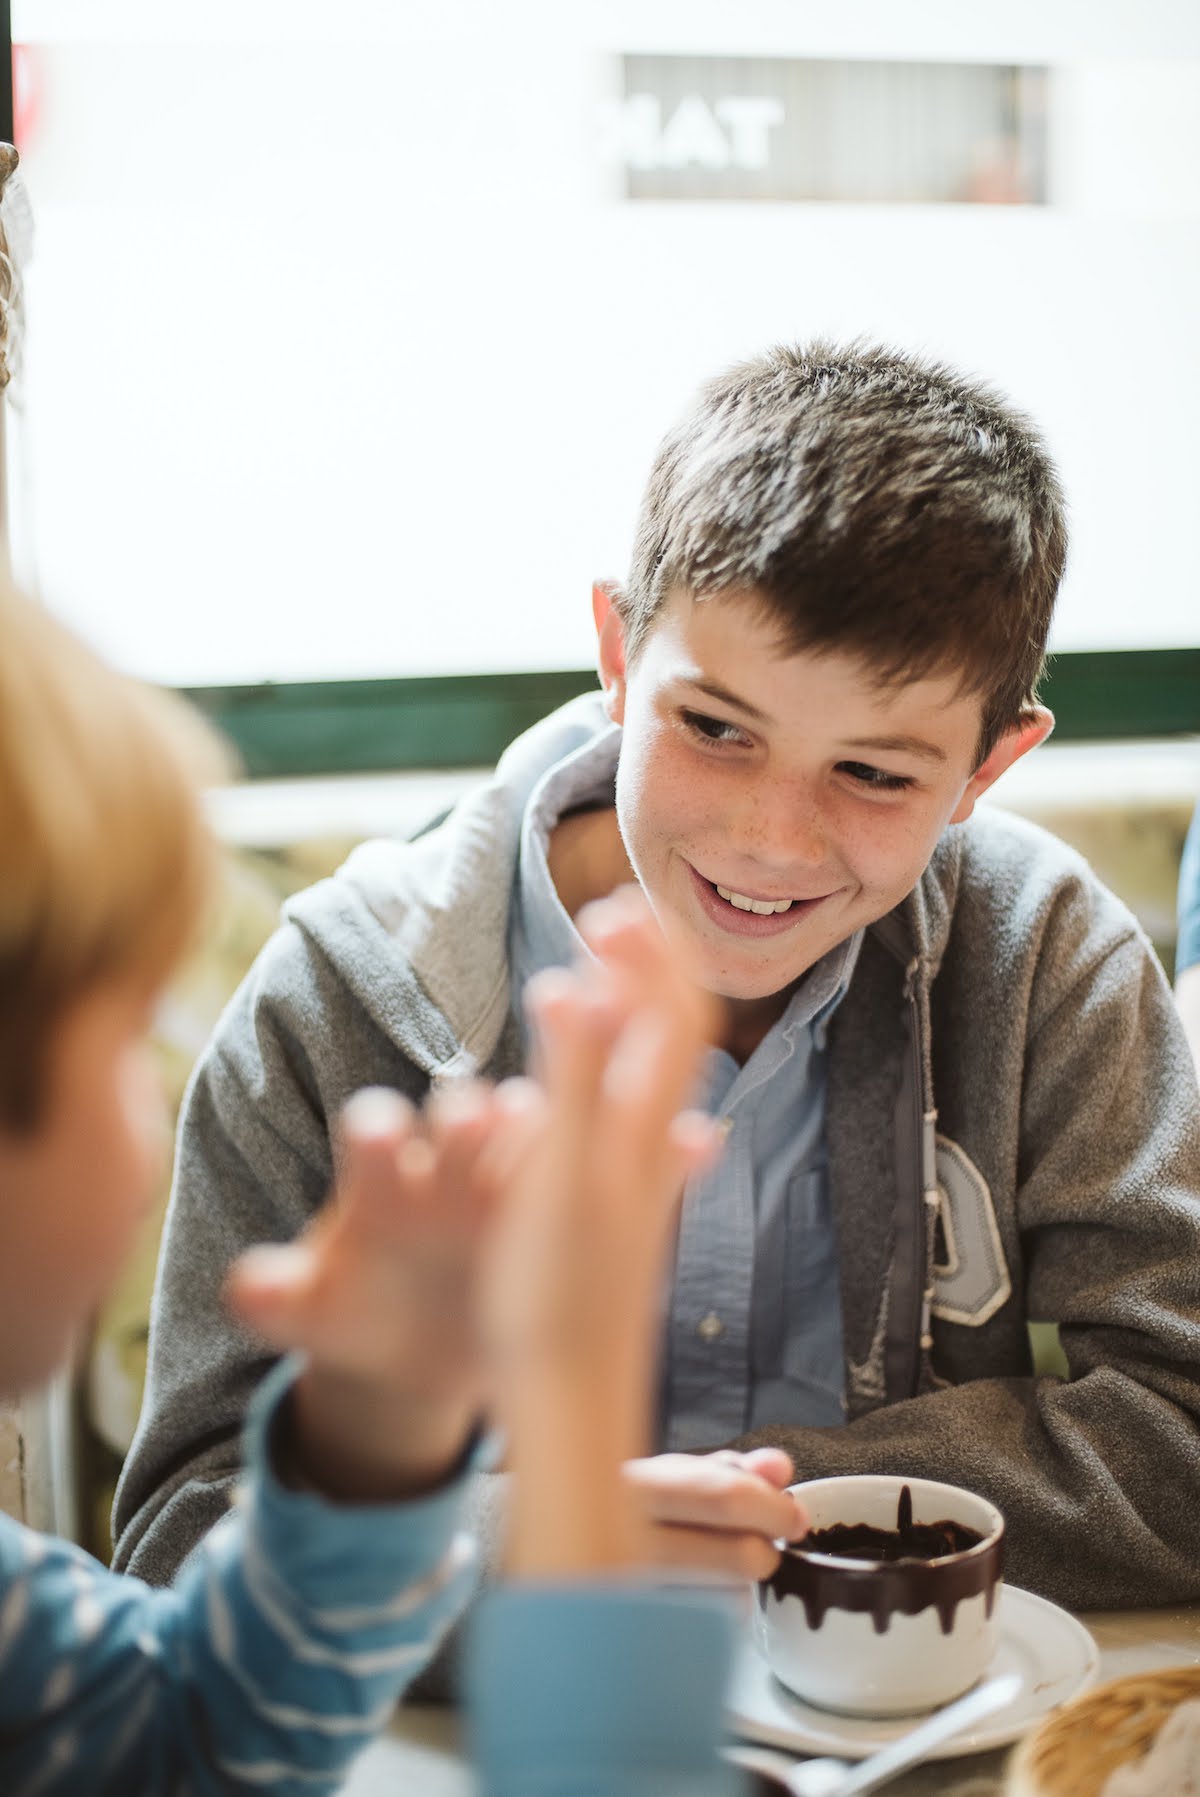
[621, 340, 1067, 758]
[0, 582, 226, 1130]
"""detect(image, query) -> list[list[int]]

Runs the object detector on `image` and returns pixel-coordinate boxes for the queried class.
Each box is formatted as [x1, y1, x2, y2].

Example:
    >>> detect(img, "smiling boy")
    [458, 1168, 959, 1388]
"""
[115, 341, 1200, 1621]
[587, 584, 1048, 1057]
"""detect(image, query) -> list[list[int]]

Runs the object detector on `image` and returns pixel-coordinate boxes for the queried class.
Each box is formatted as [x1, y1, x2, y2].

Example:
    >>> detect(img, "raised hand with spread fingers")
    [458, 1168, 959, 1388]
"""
[226, 1080, 508, 1502]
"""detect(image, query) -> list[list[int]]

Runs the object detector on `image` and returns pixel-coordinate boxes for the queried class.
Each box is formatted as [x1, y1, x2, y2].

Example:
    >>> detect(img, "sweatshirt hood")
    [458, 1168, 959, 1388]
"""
[282, 692, 615, 1080]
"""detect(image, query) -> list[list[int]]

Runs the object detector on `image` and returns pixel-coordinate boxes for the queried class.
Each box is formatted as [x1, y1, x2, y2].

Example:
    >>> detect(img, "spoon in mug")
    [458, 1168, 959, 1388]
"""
[727, 1670, 1023, 1796]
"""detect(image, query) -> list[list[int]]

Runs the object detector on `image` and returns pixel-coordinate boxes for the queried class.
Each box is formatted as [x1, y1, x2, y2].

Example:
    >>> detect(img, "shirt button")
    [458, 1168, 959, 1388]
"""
[697, 1311, 724, 1342]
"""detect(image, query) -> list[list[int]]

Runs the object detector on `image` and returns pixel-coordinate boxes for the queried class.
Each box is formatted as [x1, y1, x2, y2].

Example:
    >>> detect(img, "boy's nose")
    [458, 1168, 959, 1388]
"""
[729, 786, 827, 873]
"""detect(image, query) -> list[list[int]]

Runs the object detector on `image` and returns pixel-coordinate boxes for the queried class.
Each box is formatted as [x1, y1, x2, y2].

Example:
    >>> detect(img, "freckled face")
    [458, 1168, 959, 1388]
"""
[602, 589, 1006, 1009]
[0, 984, 168, 1395]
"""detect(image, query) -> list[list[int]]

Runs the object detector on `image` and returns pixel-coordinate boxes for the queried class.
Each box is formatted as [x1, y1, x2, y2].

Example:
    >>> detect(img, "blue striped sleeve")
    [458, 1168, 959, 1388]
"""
[0, 1357, 478, 1795]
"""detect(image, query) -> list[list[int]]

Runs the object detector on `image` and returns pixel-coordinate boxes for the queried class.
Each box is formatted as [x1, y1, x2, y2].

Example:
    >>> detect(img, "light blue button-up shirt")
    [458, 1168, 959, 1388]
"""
[508, 726, 857, 1452]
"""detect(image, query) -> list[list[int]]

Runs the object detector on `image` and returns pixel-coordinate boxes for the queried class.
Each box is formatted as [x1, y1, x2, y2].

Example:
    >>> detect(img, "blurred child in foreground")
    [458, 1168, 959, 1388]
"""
[0, 576, 759, 1793]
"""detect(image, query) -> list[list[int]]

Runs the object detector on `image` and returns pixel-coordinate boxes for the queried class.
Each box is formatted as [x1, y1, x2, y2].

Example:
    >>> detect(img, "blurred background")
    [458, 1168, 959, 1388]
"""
[3, 0, 1198, 1555]
[9, 0, 1200, 691]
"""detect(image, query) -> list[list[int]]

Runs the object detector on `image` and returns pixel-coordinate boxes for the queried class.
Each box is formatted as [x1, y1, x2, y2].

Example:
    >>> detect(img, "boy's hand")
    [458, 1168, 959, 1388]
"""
[624, 1448, 808, 1580]
[225, 1083, 505, 1503]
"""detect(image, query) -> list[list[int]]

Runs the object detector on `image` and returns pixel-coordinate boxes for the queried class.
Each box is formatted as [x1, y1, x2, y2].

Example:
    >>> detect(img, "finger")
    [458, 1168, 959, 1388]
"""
[579, 889, 715, 1044]
[575, 889, 660, 992]
[525, 973, 626, 1149]
[476, 1078, 548, 1191]
[224, 1241, 319, 1349]
[521, 967, 586, 1087]
[348, 1117, 442, 1242]
[579, 904, 684, 1040]
[463, 1078, 551, 1231]
[334, 1087, 418, 1226]
[603, 1007, 705, 1169]
[716, 1446, 798, 1491]
[624, 1452, 804, 1541]
[615, 1110, 721, 1255]
[493, 1074, 546, 1124]
[597, 1017, 716, 1227]
[576, 883, 660, 964]
[668, 1109, 727, 1182]
[576, 903, 714, 1164]
[547, 899, 707, 1171]
[338, 1085, 415, 1158]
[705, 1448, 807, 1538]
[425, 1077, 493, 1148]
[604, 1002, 690, 1106]
[425, 1079, 504, 1218]
[648, 1521, 783, 1583]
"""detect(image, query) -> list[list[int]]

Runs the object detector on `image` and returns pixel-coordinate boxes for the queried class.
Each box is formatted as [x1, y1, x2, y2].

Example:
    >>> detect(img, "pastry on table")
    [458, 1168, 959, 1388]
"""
[1007, 1666, 1200, 1797]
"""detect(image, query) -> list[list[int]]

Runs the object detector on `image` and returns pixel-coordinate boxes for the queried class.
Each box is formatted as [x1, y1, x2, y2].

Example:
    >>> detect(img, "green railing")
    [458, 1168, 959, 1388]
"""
[184, 648, 1200, 780]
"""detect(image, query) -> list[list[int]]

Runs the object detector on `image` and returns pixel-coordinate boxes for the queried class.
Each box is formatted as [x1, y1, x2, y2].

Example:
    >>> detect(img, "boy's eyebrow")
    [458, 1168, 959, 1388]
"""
[684, 677, 770, 723]
[682, 681, 948, 764]
[843, 733, 948, 765]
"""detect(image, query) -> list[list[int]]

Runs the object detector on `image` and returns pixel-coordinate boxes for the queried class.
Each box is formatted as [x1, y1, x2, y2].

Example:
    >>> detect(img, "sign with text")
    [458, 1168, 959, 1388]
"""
[611, 55, 1048, 204]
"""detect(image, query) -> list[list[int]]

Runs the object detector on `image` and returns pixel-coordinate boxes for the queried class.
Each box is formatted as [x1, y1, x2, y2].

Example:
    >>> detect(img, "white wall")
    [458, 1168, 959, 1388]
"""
[11, 0, 1200, 685]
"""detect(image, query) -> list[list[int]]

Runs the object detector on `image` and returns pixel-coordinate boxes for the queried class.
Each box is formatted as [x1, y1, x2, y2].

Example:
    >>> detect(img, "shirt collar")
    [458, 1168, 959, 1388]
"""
[791, 927, 862, 1049]
[508, 725, 621, 1001]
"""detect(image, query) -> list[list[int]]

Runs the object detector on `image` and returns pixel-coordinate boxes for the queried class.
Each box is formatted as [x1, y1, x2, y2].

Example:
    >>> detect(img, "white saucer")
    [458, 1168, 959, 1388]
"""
[727, 1584, 1098, 1761]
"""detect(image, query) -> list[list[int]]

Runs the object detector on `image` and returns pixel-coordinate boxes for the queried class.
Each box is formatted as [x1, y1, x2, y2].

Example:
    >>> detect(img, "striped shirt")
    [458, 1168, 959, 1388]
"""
[0, 1359, 477, 1796]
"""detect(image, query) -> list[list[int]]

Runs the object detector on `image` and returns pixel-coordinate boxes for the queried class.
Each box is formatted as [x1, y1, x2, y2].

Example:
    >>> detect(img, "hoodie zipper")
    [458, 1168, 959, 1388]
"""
[885, 965, 937, 1402]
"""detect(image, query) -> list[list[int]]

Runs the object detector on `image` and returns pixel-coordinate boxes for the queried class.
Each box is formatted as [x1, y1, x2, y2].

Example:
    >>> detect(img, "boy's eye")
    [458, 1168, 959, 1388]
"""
[839, 761, 914, 792]
[681, 708, 747, 746]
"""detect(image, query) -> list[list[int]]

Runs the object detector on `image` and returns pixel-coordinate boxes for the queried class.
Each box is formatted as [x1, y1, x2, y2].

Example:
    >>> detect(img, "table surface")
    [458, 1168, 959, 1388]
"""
[339, 1602, 1200, 1796]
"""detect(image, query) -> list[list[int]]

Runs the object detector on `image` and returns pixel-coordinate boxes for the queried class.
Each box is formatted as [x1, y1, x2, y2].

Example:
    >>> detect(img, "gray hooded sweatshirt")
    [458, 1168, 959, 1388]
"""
[114, 695, 1200, 1620]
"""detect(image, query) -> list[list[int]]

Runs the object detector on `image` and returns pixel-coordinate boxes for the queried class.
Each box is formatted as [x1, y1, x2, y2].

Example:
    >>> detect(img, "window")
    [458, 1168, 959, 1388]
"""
[9, 2, 1200, 757]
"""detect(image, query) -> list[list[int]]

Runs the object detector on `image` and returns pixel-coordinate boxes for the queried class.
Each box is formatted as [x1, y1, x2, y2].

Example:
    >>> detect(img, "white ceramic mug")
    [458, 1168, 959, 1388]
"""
[756, 1473, 1005, 1717]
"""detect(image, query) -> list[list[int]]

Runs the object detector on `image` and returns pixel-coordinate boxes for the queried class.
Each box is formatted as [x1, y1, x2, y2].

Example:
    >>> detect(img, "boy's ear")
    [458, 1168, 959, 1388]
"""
[593, 580, 627, 725]
[949, 706, 1054, 825]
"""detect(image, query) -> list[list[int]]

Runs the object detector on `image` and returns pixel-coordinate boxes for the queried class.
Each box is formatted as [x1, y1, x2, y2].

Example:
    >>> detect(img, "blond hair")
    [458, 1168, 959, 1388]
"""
[0, 581, 228, 1129]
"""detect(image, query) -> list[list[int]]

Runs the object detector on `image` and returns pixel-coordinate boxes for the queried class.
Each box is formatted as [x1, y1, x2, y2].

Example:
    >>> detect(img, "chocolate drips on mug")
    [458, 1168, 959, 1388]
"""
[760, 1484, 1003, 1636]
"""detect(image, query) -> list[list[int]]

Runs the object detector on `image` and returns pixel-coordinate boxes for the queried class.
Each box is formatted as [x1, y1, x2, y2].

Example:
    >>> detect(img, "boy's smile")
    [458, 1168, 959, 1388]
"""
[590, 585, 1050, 1043]
[687, 863, 833, 936]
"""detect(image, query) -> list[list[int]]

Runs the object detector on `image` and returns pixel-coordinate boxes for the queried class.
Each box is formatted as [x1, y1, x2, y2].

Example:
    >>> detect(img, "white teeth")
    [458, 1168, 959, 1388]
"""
[715, 884, 794, 915]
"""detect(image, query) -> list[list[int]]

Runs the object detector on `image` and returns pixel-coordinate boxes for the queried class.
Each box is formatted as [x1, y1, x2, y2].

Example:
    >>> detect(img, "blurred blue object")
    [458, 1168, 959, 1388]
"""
[1178, 807, 1200, 977]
